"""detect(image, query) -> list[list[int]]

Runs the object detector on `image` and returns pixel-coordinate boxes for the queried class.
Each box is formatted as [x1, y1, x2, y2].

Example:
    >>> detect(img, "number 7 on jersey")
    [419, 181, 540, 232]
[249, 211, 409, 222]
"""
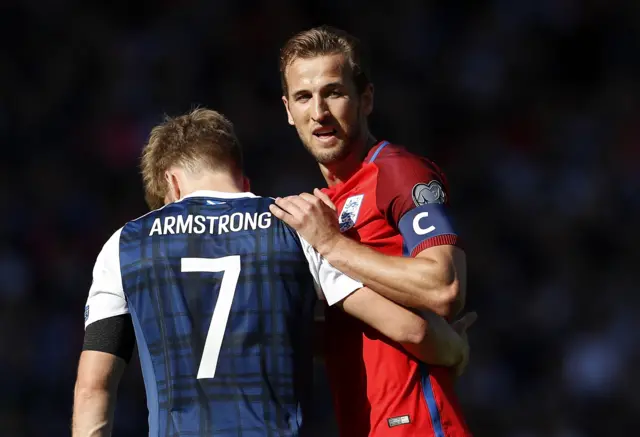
[181, 255, 241, 379]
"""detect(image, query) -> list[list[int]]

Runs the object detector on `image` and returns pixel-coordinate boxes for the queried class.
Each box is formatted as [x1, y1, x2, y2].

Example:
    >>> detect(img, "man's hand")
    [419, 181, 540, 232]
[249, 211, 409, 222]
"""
[312, 188, 337, 210]
[269, 189, 342, 253]
[450, 311, 477, 377]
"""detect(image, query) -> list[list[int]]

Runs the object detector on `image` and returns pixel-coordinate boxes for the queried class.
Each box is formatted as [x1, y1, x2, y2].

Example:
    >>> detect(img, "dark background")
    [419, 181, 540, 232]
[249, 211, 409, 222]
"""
[1, 1, 638, 436]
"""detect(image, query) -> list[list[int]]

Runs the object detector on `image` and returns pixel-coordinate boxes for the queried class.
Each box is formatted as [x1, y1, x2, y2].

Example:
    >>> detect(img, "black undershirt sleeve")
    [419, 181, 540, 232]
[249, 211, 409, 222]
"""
[83, 314, 135, 363]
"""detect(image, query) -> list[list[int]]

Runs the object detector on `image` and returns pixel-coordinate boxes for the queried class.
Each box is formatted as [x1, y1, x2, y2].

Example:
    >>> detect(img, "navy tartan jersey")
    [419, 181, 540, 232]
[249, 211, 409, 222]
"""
[95, 191, 358, 437]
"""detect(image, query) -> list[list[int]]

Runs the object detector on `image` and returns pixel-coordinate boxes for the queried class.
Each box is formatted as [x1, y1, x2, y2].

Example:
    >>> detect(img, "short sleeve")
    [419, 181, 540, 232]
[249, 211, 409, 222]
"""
[374, 148, 459, 256]
[298, 232, 363, 305]
[84, 228, 128, 329]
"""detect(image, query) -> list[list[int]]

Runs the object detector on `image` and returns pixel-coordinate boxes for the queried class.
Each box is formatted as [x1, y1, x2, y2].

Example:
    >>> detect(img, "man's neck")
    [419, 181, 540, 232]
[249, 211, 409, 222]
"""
[321, 135, 378, 187]
[183, 173, 245, 196]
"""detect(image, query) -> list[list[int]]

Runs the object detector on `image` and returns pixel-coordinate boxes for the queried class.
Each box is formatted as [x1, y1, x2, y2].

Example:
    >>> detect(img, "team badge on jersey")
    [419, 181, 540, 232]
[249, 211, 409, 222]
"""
[339, 194, 364, 232]
[412, 181, 446, 206]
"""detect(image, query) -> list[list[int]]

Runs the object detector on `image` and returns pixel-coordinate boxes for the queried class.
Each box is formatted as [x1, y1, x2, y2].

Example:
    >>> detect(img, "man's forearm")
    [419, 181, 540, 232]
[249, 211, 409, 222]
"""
[339, 286, 463, 367]
[72, 386, 115, 437]
[402, 311, 465, 367]
[320, 235, 460, 317]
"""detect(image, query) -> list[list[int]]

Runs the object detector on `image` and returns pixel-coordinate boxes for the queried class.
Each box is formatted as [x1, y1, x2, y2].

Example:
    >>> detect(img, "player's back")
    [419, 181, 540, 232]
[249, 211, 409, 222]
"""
[119, 191, 317, 437]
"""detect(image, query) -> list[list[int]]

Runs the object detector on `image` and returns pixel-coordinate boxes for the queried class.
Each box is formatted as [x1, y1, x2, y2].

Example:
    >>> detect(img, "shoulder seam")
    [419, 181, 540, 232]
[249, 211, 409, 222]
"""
[368, 141, 390, 163]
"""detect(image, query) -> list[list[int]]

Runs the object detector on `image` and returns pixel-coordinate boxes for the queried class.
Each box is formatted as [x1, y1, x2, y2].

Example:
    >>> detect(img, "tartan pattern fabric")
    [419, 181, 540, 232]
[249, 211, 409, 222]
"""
[119, 196, 317, 437]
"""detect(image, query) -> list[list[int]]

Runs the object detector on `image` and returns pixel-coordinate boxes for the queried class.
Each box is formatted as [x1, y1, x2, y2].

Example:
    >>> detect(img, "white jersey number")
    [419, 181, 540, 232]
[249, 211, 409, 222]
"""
[181, 255, 241, 379]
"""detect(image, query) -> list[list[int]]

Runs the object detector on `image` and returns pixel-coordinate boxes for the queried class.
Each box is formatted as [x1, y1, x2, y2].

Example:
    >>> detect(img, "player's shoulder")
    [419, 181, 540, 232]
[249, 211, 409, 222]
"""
[368, 141, 443, 175]
[123, 202, 176, 233]
[368, 141, 413, 161]
[124, 195, 272, 225]
[181, 193, 274, 211]
[367, 141, 451, 206]
[93, 226, 124, 265]
[368, 141, 448, 187]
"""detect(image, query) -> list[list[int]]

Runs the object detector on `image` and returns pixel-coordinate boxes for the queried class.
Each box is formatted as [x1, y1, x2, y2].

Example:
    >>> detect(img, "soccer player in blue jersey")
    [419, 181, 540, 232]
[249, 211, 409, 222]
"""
[71, 108, 470, 437]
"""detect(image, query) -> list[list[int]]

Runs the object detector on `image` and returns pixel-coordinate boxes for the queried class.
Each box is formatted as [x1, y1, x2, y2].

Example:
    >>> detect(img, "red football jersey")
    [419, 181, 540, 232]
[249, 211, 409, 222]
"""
[322, 141, 471, 437]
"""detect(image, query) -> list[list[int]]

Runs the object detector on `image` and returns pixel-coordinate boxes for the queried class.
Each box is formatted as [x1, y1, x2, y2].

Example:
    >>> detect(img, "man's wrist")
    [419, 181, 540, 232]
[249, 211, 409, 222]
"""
[317, 232, 347, 260]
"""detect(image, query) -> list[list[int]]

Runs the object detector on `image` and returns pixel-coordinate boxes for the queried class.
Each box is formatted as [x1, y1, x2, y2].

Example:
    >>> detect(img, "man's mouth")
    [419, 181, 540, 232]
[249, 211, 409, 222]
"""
[313, 128, 337, 138]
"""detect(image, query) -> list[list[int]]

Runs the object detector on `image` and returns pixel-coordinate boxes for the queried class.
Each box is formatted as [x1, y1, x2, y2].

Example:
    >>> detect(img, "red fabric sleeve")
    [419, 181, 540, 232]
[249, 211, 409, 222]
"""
[374, 147, 458, 251]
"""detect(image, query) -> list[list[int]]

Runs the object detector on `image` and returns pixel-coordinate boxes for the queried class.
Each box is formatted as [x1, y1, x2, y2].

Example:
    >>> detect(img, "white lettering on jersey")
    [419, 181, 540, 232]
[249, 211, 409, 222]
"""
[148, 212, 272, 236]
[150, 219, 162, 236]
[164, 216, 176, 234]
[218, 215, 229, 233]
[193, 215, 207, 234]
[413, 211, 436, 235]
[176, 215, 193, 233]
[338, 194, 364, 232]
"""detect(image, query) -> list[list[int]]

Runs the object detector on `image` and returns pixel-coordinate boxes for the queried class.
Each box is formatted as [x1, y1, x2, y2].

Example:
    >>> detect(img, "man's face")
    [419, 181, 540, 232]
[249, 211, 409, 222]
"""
[282, 54, 373, 165]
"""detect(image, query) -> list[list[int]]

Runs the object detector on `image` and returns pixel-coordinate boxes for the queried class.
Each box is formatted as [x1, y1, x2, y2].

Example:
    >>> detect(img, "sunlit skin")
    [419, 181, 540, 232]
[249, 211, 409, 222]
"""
[282, 54, 376, 185]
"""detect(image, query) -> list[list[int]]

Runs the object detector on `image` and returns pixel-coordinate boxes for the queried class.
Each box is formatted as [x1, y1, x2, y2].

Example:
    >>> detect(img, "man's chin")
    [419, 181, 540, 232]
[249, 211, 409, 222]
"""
[313, 148, 350, 166]
[302, 139, 346, 164]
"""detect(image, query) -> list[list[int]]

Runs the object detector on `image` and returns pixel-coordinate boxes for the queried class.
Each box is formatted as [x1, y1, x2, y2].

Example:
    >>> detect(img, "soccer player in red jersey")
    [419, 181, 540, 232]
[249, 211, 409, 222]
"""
[270, 26, 473, 437]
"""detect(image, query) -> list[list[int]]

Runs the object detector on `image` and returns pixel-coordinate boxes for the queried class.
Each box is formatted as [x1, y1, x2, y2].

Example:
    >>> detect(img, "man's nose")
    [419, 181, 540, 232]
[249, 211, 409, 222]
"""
[311, 97, 330, 122]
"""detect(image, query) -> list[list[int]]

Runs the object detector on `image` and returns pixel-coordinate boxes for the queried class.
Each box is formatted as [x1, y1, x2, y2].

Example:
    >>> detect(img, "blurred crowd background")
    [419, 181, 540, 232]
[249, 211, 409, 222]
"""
[1, 1, 638, 436]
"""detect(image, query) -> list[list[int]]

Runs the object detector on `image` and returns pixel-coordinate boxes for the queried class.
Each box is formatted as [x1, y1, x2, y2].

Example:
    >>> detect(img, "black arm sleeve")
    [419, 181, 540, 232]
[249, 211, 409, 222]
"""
[83, 314, 136, 363]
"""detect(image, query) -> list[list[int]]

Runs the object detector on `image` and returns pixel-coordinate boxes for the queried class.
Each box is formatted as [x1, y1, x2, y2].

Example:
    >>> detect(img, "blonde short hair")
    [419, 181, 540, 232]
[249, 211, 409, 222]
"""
[140, 108, 243, 209]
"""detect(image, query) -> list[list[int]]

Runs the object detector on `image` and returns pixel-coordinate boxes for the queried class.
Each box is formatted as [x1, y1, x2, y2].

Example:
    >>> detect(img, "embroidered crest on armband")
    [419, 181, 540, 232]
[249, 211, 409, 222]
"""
[412, 181, 446, 206]
[338, 194, 364, 232]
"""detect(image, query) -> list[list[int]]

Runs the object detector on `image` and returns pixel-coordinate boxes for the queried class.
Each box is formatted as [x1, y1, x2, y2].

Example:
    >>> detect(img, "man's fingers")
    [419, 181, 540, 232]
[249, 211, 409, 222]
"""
[301, 192, 338, 219]
[313, 188, 336, 211]
[460, 311, 478, 328]
[454, 345, 469, 378]
[452, 311, 478, 333]
[269, 203, 294, 223]
[276, 197, 304, 216]
[299, 192, 321, 207]
[272, 198, 305, 222]
[285, 195, 314, 213]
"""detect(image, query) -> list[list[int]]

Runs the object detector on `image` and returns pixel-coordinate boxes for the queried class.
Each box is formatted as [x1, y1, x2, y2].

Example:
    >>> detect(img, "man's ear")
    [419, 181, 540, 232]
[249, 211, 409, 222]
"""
[282, 96, 295, 125]
[360, 83, 374, 117]
[165, 168, 182, 203]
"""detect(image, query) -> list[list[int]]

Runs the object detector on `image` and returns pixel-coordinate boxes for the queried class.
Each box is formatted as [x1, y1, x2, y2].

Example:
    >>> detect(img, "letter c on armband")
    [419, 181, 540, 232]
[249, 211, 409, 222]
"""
[412, 212, 436, 235]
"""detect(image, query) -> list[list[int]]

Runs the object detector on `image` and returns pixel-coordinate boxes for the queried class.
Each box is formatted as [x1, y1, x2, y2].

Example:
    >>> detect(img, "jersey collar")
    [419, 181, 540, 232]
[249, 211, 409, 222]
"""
[364, 140, 390, 164]
[183, 190, 258, 199]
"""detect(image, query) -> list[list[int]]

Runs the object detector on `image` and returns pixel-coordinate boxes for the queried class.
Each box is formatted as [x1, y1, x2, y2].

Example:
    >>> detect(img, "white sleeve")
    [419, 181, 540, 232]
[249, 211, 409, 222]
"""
[84, 228, 128, 329]
[298, 232, 363, 306]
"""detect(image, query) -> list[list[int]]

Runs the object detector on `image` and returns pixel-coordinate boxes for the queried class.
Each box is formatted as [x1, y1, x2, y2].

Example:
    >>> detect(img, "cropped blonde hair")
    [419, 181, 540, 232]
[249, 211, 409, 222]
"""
[140, 108, 243, 209]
